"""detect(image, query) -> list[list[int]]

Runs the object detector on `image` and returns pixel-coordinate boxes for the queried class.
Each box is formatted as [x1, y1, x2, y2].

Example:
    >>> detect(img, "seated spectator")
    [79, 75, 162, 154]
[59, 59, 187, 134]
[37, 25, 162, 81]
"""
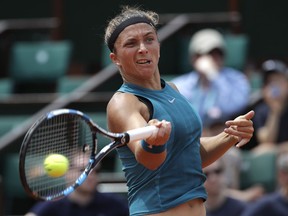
[203, 119, 265, 203]
[203, 158, 248, 216]
[24, 155, 129, 216]
[253, 59, 288, 154]
[172, 28, 251, 127]
[241, 150, 288, 216]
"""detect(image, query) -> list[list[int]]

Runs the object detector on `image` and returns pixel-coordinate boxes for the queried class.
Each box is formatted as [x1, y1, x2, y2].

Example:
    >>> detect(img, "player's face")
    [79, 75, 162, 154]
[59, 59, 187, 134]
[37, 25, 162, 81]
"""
[111, 23, 160, 81]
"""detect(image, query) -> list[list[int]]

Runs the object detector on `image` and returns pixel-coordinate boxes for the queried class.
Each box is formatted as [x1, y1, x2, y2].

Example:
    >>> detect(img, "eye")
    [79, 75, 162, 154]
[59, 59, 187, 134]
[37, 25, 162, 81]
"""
[124, 41, 135, 48]
[146, 36, 155, 43]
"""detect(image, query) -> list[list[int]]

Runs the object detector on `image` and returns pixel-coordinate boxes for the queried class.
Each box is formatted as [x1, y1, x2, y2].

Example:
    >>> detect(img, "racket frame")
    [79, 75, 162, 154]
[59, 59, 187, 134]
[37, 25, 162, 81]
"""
[19, 109, 156, 201]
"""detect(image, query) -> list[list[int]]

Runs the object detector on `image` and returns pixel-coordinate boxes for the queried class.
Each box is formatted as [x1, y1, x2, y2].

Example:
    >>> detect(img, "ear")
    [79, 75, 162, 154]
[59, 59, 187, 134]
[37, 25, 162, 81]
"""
[110, 53, 121, 66]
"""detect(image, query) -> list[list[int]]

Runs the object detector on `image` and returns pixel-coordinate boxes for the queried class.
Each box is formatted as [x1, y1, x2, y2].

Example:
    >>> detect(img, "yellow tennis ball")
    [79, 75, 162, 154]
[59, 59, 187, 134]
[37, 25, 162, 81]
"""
[44, 154, 69, 177]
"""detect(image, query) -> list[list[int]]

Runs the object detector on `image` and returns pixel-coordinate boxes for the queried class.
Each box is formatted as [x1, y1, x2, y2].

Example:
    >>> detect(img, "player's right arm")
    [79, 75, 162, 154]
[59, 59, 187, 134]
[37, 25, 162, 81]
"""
[107, 92, 171, 170]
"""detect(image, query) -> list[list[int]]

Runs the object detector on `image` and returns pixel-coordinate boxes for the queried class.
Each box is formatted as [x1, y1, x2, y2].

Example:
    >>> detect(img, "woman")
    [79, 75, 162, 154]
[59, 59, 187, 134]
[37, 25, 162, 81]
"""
[104, 5, 254, 216]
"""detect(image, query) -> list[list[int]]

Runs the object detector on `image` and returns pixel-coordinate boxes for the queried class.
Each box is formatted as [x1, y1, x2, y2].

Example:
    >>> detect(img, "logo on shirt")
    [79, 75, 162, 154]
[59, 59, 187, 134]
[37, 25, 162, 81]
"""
[168, 98, 176, 103]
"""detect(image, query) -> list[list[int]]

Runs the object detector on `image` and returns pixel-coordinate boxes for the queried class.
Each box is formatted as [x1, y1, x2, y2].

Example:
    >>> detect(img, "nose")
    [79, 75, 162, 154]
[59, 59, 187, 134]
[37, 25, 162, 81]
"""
[138, 42, 148, 54]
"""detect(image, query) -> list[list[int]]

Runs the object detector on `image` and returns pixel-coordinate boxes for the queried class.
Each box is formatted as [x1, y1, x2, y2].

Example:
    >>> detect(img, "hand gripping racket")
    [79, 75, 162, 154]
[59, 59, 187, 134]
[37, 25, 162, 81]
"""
[19, 109, 157, 201]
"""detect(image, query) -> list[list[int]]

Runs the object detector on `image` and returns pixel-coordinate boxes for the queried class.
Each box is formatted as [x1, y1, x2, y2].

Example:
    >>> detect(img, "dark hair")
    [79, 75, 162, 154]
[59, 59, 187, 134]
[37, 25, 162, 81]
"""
[262, 59, 288, 85]
[104, 5, 159, 52]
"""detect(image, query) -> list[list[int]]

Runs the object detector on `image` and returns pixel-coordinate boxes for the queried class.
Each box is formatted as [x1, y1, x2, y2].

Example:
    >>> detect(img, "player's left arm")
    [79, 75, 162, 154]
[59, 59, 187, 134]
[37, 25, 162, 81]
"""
[200, 110, 255, 168]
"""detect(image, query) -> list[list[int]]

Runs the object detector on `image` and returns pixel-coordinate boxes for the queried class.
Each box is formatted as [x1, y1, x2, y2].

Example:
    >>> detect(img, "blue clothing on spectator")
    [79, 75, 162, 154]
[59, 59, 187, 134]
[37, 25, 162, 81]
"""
[27, 191, 129, 216]
[172, 67, 250, 126]
[206, 197, 247, 216]
[241, 192, 288, 216]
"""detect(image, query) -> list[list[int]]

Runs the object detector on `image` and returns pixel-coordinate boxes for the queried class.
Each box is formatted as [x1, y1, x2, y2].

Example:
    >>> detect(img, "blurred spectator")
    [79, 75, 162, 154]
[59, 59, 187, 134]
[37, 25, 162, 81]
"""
[24, 155, 129, 216]
[252, 59, 288, 154]
[241, 150, 288, 216]
[203, 119, 265, 203]
[172, 28, 251, 127]
[203, 158, 248, 216]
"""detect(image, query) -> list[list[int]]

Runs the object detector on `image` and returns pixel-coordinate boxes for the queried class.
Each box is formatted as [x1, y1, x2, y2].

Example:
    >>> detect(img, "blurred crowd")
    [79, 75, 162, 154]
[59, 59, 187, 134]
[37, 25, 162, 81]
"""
[172, 28, 288, 216]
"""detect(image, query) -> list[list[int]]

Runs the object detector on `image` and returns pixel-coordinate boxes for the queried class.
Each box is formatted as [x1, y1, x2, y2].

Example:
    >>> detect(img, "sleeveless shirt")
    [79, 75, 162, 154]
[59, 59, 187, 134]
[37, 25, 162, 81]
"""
[116, 79, 207, 215]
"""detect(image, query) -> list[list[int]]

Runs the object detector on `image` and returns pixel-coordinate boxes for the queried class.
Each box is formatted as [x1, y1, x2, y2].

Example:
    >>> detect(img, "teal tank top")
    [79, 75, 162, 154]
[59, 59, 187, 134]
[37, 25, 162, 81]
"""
[116, 79, 207, 216]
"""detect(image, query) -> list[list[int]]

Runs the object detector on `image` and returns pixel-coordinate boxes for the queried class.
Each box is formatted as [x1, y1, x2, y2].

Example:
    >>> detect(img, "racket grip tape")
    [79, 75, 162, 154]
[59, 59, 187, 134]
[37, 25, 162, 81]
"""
[126, 125, 158, 142]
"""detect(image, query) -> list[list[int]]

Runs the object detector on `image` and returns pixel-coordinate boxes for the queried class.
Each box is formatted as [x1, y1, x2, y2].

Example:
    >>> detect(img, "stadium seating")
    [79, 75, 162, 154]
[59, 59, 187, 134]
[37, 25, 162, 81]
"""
[8, 40, 72, 93]
[240, 151, 277, 193]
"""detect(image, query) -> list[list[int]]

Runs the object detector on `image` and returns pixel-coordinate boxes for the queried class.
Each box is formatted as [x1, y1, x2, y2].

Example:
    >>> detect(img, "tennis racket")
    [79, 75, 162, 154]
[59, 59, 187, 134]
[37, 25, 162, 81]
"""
[19, 108, 157, 201]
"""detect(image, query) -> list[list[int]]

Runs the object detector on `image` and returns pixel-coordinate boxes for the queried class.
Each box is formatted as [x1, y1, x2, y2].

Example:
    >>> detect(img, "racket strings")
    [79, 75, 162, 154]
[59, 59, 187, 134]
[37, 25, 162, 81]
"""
[23, 114, 94, 199]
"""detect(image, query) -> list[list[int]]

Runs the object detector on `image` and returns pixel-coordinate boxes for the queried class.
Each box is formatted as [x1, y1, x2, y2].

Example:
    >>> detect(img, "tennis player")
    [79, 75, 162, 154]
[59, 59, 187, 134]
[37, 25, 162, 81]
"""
[105, 5, 254, 216]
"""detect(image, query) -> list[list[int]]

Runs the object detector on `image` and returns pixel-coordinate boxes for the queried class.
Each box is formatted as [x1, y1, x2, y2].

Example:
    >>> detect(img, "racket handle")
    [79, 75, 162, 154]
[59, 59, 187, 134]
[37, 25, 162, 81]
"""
[126, 126, 158, 142]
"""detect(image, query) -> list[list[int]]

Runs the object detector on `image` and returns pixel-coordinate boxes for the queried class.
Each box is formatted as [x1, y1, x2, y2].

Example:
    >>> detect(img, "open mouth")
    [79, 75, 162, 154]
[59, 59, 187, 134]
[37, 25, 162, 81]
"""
[137, 59, 151, 64]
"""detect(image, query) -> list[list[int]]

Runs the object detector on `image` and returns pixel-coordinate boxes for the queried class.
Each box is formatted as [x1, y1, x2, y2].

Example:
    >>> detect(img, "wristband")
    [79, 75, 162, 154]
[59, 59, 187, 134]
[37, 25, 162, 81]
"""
[141, 140, 166, 154]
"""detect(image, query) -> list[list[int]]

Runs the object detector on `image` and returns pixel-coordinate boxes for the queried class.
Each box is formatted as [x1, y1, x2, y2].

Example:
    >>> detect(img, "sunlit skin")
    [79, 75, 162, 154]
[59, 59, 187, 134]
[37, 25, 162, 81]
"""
[110, 23, 161, 89]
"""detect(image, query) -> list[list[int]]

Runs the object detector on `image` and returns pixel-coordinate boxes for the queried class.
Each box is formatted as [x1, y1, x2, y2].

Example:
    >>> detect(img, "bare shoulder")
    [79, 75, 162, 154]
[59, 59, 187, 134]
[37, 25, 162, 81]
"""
[167, 81, 179, 91]
[107, 92, 139, 112]
[107, 92, 147, 133]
